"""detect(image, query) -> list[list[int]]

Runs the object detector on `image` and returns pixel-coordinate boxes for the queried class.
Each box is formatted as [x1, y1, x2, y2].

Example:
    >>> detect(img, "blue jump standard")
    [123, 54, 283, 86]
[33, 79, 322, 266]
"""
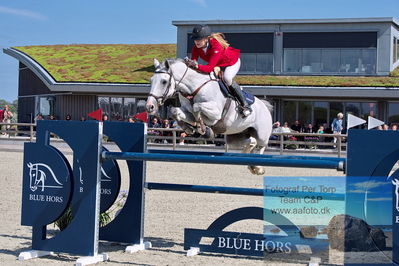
[102, 151, 344, 170]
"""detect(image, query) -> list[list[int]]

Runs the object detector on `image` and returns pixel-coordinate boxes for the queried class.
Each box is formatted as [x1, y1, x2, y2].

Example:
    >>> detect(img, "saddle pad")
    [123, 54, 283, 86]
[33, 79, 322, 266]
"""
[242, 90, 255, 106]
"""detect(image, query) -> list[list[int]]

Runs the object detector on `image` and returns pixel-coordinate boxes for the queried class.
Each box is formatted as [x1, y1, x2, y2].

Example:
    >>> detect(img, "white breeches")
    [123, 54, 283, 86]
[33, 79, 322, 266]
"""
[223, 58, 241, 86]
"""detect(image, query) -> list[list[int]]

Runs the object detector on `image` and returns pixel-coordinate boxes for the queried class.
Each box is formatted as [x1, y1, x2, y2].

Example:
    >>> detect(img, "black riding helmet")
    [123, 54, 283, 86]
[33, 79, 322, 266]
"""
[191, 24, 211, 40]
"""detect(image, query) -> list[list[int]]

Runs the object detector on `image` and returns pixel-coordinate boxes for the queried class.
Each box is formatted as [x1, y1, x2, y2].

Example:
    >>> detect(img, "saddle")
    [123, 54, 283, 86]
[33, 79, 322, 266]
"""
[215, 70, 255, 106]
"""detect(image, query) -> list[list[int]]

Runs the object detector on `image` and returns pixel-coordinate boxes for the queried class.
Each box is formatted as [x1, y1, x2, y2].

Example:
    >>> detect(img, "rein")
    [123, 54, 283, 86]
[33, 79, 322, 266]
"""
[180, 76, 218, 102]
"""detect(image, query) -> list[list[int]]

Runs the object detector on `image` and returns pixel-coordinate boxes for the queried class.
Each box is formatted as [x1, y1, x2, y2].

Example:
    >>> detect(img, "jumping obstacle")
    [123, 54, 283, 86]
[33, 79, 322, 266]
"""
[19, 120, 399, 265]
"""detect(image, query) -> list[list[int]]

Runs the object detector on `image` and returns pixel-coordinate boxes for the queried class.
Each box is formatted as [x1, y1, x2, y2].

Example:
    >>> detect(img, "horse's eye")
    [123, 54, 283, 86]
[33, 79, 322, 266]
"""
[162, 80, 167, 85]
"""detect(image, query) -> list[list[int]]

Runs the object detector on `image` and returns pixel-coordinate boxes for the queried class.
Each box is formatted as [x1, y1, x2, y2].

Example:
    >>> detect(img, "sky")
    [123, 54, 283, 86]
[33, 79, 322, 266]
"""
[0, 0, 398, 102]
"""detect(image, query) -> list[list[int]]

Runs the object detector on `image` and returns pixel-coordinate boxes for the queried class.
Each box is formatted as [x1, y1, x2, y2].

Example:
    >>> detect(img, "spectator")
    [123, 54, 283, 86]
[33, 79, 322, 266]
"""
[0, 108, 3, 123]
[331, 112, 344, 147]
[161, 119, 172, 144]
[391, 124, 398, 131]
[35, 113, 44, 122]
[148, 117, 161, 143]
[270, 121, 282, 141]
[382, 124, 389, 130]
[304, 123, 318, 149]
[2, 105, 13, 136]
[290, 120, 303, 133]
[281, 122, 297, 149]
[148, 117, 161, 128]
[65, 114, 72, 121]
[128, 117, 136, 123]
[48, 115, 57, 120]
[303, 123, 315, 133]
[291, 120, 303, 142]
[102, 114, 109, 121]
[281, 122, 292, 134]
[80, 116, 86, 122]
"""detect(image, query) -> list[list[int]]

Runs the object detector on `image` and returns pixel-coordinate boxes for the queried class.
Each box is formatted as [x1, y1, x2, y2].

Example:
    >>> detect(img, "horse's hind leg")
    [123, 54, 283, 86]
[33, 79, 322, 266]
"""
[249, 146, 266, 175]
[227, 134, 264, 175]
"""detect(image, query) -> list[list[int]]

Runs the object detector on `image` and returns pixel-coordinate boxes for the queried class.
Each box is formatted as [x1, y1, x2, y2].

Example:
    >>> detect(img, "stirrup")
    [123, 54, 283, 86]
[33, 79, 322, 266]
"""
[241, 106, 252, 117]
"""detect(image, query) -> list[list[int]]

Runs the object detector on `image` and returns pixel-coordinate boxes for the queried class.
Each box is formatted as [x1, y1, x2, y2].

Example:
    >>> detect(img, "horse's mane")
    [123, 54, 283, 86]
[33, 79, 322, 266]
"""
[165, 58, 212, 77]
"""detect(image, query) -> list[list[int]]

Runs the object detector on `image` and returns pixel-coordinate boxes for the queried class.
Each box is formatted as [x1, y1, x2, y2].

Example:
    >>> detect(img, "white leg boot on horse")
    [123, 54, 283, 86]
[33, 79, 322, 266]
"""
[242, 136, 265, 175]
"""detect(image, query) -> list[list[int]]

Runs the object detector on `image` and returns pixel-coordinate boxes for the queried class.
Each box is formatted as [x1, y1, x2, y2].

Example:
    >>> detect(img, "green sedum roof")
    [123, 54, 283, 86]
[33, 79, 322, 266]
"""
[14, 44, 399, 87]
[15, 44, 176, 83]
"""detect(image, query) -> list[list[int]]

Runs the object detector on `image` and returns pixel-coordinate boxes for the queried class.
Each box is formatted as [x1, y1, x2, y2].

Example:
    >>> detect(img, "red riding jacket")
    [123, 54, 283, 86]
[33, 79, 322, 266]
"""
[191, 38, 240, 73]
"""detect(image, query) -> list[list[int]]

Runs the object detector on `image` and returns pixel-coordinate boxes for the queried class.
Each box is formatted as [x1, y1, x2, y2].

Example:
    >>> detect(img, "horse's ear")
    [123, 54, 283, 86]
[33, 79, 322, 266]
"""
[153, 58, 160, 69]
[164, 59, 170, 69]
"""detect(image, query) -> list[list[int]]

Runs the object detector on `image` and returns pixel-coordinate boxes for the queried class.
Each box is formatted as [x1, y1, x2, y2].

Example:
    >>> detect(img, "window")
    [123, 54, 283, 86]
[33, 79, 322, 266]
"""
[282, 101, 296, 124]
[394, 37, 399, 64]
[388, 102, 399, 123]
[281, 100, 378, 128]
[98, 97, 144, 121]
[283, 32, 377, 74]
[36, 96, 55, 116]
[240, 53, 273, 74]
[298, 101, 312, 125]
[283, 49, 301, 73]
[314, 102, 328, 126]
[321, 49, 340, 73]
[284, 48, 376, 74]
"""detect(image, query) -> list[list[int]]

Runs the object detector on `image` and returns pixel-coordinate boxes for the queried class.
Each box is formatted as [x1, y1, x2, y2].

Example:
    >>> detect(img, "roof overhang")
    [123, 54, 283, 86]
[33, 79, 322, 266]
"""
[3, 47, 150, 95]
[173, 17, 399, 28]
[245, 85, 399, 99]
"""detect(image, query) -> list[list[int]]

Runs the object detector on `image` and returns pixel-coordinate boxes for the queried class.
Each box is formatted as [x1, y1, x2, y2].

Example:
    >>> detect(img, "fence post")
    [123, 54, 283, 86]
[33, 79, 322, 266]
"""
[337, 135, 342, 158]
[30, 124, 34, 142]
[279, 134, 284, 155]
[172, 130, 176, 150]
[224, 135, 228, 152]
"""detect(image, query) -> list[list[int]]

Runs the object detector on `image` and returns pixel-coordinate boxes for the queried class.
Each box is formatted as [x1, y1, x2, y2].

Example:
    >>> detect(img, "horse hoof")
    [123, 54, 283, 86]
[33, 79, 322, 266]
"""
[247, 166, 256, 175]
[248, 166, 264, 175]
[254, 167, 265, 175]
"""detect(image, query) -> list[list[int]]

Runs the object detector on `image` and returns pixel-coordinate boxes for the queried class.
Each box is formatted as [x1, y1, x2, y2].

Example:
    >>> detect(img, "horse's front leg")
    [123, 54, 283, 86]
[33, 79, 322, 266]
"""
[192, 101, 223, 125]
[170, 106, 196, 134]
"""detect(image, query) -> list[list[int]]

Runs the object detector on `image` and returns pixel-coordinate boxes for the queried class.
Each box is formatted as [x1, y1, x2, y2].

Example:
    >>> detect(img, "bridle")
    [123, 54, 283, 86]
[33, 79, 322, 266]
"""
[148, 64, 188, 105]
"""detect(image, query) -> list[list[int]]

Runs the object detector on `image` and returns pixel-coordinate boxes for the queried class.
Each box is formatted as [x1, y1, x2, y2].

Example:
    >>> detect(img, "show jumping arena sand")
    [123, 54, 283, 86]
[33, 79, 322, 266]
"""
[0, 148, 391, 265]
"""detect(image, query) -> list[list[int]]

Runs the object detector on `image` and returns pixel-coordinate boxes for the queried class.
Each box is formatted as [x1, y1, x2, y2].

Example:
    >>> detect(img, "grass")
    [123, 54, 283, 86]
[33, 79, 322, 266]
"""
[14, 44, 399, 87]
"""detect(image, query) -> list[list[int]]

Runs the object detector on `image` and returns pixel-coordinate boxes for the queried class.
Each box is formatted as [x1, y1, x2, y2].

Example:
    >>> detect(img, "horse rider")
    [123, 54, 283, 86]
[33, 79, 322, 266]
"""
[185, 24, 252, 117]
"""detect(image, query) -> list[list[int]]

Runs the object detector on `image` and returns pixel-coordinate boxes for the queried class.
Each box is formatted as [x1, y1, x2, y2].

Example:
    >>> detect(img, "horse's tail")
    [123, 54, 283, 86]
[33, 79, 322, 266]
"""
[260, 99, 273, 113]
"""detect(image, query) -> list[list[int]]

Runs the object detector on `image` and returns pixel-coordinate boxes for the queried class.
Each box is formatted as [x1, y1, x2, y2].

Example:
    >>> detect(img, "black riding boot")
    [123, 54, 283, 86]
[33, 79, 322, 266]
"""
[229, 81, 252, 117]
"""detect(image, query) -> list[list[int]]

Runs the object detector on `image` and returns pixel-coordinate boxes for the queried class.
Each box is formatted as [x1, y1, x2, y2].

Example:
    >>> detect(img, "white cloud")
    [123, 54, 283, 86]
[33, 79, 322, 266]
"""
[367, 197, 392, 201]
[0, 5, 47, 21]
[351, 180, 388, 190]
[189, 0, 207, 8]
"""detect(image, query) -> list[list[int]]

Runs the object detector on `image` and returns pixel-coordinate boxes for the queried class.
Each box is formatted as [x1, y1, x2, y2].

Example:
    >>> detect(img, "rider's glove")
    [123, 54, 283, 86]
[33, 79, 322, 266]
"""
[184, 57, 198, 69]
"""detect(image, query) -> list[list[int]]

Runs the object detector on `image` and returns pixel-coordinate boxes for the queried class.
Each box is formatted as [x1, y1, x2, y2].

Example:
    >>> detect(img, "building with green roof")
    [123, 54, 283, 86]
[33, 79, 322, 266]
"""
[3, 17, 399, 126]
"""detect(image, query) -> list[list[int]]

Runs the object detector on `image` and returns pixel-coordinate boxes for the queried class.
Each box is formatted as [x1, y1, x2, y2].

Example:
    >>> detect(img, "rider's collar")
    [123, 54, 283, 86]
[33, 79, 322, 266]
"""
[201, 41, 209, 52]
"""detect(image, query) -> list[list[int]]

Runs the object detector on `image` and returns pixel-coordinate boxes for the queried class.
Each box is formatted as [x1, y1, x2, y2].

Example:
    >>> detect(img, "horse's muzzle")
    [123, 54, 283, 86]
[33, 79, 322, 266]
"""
[146, 100, 157, 115]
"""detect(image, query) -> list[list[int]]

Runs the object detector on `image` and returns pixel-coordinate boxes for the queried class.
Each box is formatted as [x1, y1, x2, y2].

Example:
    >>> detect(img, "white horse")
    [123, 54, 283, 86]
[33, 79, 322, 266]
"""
[146, 58, 273, 175]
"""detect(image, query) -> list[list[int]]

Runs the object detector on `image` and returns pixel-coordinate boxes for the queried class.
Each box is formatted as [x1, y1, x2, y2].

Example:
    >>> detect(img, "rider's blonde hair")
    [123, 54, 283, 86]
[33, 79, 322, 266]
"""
[210, 33, 230, 49]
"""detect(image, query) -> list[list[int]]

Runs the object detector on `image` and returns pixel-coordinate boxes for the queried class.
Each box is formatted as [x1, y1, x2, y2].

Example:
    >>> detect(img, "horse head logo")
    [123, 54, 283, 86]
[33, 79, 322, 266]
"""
[27, 162, 63, 192]
[101, 166, 112, 182]
[392, 178, 399, 212]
